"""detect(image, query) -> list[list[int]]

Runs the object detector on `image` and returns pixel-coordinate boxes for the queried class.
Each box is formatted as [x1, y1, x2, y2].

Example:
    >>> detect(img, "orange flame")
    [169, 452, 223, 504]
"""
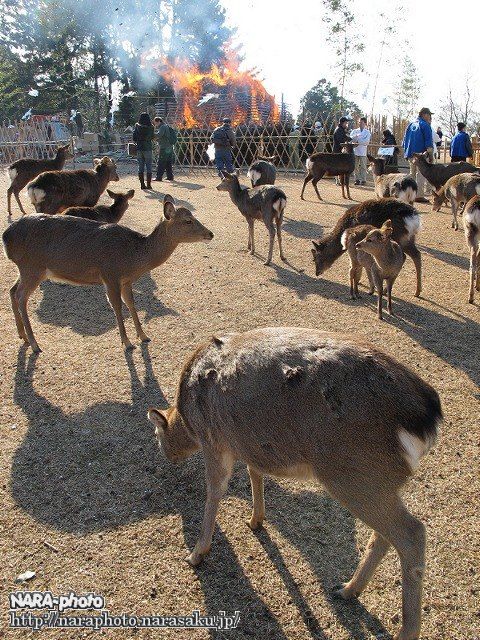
[143, 47, 280, 127]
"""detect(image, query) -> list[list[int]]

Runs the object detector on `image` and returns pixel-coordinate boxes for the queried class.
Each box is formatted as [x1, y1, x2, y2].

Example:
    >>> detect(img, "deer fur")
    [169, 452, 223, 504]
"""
[368, 155, 417, 205]
[7, 144, 72, 219]
[464, 196, 480, 303]
[247, 156, 277, 186]
[355, 220, 406, 319]
[411, 152, 478, 192]
[216, 171, 287, 265]
[341, 224, 376, 299]
[301, 143, 355, 201]
[62, 189, 135, 224]
[26, 156, 119, 215]
[2, 195, 213, 353]
[311, 198, 422, 297]
[148, 326, 442, 640]
[431, 173, 480, 230]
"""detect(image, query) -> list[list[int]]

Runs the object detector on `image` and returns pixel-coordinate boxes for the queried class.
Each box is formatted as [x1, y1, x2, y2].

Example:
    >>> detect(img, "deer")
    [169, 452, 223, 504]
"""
[148, 326, 442, 640]
[411, 152, 478, 194]
[216, 170, 287, 265]
[341, 224, 376, 299]
[300, 143, 355, 201]
[26, 156, 119, 215]
[247, 155, 277, 186]
[6, 144, 72, 220]
[311, 198, 422, 297]
[368, 155, 417, 204]
[62, 189, 135, 224]
[2, 195, 214, 353]
[464, 196, 480, 304]
[355, 220, 406, 319]
[431, 172, 480, 230]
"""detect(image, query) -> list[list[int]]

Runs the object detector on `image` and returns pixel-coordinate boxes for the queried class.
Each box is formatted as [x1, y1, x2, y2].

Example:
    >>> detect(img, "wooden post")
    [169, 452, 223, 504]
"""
[189, 131, 194, 174]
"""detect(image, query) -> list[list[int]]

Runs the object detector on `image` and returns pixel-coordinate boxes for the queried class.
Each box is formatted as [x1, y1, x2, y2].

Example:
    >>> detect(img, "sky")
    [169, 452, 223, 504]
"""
[221, 0, 480, 125]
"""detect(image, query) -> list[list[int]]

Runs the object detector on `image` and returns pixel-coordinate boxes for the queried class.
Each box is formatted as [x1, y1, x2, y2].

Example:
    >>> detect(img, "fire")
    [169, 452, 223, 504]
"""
[144, 47, 280, 127]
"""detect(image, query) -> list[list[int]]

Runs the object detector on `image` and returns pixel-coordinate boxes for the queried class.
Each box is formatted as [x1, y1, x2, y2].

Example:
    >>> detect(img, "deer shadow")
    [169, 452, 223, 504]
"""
[36, 273, 178, 337]
[143, 190, 197, 211]
[11, 346, 389, 639]
[419, 244, 469, 270]
[282, 218, 325, 239]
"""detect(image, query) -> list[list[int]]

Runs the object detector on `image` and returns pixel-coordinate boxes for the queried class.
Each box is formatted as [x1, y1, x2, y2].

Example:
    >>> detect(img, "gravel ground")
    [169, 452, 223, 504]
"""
[0, 166, 478, 639]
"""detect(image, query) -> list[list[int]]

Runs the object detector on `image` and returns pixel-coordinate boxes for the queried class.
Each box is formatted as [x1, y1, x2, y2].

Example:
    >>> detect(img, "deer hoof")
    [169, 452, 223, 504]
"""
[124, 342, 136, 351]
[247, 517, 264, 531]
[264, 260, 271, 266]
[281, 255, 287, 263]
[185, 550, 207, 567]
[333, 584, 357, 600]
[139, 334, 151, 343]
[31, 344, 42, 354]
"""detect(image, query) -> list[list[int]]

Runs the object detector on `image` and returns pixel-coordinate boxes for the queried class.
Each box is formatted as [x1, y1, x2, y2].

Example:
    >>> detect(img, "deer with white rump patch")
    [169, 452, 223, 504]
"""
[216, 170, 287, 265]
[464, 195, 480, 303]
[247, 155, 277, 186]
[27, 156, 119, 215]
[148, 326, 442, 640]
[2, 195, 213, 353]
[7, 144, 72, 219]
[431, 172, 480, 230]
[367, 155, 417, 204]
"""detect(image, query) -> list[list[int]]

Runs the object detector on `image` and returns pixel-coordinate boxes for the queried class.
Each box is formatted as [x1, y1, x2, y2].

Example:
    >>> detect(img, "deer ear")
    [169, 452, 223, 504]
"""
[312, 240, 320, 250]
[147, 408, 168, 432]
[127, 189, 135, 198]
[164, 201, 176, 219]
[381, 220, 393, 237]
[93, 157, 101, 167]
[106, 189, 115, 198]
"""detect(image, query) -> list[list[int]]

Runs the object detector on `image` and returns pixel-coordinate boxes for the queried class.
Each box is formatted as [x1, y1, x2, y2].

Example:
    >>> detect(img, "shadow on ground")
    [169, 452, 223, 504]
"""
[11, 345, 390, 640]
[420, 244, 469, 270]
[36, 273, 178, 336]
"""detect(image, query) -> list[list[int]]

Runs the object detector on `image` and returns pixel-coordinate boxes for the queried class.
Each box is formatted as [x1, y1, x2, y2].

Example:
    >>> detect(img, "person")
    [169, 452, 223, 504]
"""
[402, 107, 434, 202]
[333, 116, 351, 152]
[288, 124, 302, 169]
[381, 129, 399, 168]
[132, 112, 155, 189]
[153, 117, 177, 182]
[450, 122, 473, 162]
[436, 126, 443, 159]
[74, 112, 84, 138]
[350, 116, 371, 185]
[211, 117, 236, 175]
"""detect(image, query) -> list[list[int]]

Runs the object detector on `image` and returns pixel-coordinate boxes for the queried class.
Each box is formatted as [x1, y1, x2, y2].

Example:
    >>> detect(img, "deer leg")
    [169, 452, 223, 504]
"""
[264, 222, 276, 266]
[451, 200, 458, 231]
[402, 243, 422, 297]
[247, 218, 255, 254]
[14, 189, 28, 216]
[247, 465, 265, 530]
[15, 272, 44, 353]
[7, 186, 13, 219]
[345, 175, 352, 200]
[340, 175, 346, 199]
[366, 267, 375, 294]
[10, 279, 28, 342]
[121, 283, 150, 342]
[275, 215, 286, 262]
[300, 174, 312, 200]
[476, 247, 480, 292]
[371, 269, 384, 320]
[469, 245, 478, 303]
[104, 280, 134, 350]
[312, 177, 323, 201]
[336, 531, 391, 599]
[353, 265, 363, 298]
[186, 450, 234, 567]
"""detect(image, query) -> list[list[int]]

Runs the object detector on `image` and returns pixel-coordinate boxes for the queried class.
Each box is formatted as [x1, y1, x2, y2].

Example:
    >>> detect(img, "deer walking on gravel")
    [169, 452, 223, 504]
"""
[2, 195, 213, 353]
[464, 195, 480, 303]
[216, 171, 287, 265]
[431, 172, 480, 230]
[7, 144, 72, 219]
[148, 326, 442, 640]
[301, 143, 355, 201]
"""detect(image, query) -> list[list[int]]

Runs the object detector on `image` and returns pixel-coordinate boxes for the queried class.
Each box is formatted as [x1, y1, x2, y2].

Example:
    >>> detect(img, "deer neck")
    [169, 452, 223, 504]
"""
[96, 166, 112, 191]
[227, 181, 247, 211]
[145, 219, 179, 269]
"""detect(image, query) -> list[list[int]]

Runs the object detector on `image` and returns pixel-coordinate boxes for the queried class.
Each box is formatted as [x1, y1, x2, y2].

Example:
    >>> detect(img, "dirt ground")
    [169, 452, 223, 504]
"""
[0, 165, 478, 640]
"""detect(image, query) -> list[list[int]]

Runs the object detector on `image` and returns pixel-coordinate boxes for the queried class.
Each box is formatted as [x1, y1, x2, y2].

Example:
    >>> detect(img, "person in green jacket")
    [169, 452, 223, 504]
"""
[132, 112, 154, 189]
[153, 117, 177, 182]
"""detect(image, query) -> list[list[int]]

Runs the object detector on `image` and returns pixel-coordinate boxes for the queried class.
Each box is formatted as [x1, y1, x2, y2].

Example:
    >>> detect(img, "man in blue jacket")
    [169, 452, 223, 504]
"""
[403, 107, 434, 202]
[450, 122, 473, 162]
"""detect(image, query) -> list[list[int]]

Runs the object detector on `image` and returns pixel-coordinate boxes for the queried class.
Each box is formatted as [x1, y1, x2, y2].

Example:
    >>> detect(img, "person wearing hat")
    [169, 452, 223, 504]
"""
[402, 107, 434, 201]
[450, 122, 473, 162]
[333, 116, 351, 153]
[211, 117, 236, 175]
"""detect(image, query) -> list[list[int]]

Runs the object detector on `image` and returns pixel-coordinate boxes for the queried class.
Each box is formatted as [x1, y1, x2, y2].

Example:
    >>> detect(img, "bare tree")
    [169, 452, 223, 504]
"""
[438, 82, 480, 137]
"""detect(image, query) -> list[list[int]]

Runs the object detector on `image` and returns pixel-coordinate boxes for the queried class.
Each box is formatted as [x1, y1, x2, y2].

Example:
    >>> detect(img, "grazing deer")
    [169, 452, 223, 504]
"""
[247, 155, 277, 186]
[27, 156, 119, 215]
[62, 189, 135, 224]
[431, 172, 480, 230]
[368, 155, 417, 204]
[148, 326, 442, 640]
[301, 143, 355, 201]
[2, 195, 213, 353]
[7, 144, 72, 219]
[216, 171, 287, 265]
[341, 224, 376, 299]
[311, 198, 422, 297]
[464, 196, 480, 303]
[355, 220, 406, 319]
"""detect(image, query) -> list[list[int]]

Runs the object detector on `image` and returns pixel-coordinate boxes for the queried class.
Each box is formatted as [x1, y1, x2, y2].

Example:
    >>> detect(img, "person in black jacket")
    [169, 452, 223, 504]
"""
[333, 117, 351, 152]
[132, 113, 154, 189]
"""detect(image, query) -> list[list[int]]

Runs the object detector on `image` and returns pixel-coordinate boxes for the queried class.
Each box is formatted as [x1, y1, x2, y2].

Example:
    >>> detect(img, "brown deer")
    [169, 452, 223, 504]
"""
[148, 326, 442, 640]
[2, 195, 213, 353]
[355, 220, 406, 319]
[62, 189, 135, 224]
[27, 156, 119, 215]
[464, 196, 480, 303]
[216, 171, 287, 265]
[7, 144, 72, 219]
[311, 199, 422, 297]
[247, 155, 277, 186]
[341, 224, 376, 299]
[301, 143, 355, 201]
[411, 152, 478, 192]
[431, 172, 480, 230]
[367, 155, 417, 204]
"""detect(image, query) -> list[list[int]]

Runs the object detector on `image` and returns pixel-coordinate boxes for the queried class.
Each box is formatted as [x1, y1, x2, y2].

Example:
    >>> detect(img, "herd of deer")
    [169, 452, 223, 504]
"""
[2, 142, 478, 640]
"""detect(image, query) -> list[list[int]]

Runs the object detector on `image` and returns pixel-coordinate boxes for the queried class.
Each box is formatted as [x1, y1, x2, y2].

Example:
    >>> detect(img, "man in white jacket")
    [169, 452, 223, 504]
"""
[350, 117, 371, 185]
